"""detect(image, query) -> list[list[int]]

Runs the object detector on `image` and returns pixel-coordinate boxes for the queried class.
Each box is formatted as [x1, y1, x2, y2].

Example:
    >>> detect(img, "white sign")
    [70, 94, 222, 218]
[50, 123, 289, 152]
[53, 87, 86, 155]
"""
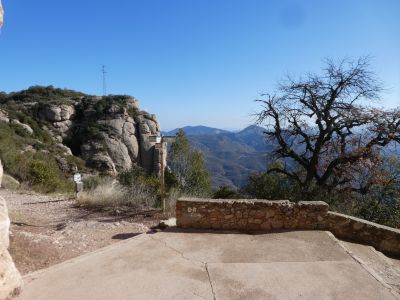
[149, 136, 162, 143]
[73, 173, 82, 183]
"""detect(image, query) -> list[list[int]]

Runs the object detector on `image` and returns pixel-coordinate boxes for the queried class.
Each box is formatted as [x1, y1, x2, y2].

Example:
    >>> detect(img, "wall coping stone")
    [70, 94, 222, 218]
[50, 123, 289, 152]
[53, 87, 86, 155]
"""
[179, 198, 291, 204]
[179, 198, 329, 209]
[328, 211, 400, 234]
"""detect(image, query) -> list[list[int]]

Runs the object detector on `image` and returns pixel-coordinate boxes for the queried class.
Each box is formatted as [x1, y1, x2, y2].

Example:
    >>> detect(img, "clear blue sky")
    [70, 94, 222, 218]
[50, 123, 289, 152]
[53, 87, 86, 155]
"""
[1, 0, 399, 130]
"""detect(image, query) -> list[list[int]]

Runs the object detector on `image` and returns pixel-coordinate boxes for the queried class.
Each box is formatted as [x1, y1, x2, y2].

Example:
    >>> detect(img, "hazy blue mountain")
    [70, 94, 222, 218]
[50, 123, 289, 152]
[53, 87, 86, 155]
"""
[164, 125, 232, 136]
[166, 125, 273, 189]
[167, 125, 400, 190]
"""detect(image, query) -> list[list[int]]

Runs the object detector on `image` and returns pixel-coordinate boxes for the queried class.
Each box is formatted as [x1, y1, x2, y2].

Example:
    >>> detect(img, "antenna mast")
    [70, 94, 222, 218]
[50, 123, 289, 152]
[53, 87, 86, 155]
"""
[101, 65, 107, 96]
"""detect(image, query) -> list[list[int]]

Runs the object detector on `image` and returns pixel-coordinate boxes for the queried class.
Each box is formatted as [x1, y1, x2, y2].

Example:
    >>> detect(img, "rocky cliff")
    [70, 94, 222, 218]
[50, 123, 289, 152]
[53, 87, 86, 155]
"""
[0, 86, 165, 177]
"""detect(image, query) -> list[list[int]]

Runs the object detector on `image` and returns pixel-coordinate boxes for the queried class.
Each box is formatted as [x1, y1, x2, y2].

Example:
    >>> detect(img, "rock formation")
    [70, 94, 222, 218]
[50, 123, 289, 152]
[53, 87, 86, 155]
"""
[0, 159, 3, 188]
[0, 0, 3, 30]
[0, 160, 23, 299]
[0, 88, 166, 176]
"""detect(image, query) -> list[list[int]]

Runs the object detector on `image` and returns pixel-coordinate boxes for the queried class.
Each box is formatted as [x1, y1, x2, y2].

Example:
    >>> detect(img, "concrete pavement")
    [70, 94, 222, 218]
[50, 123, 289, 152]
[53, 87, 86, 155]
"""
[19, 230, 398, 299]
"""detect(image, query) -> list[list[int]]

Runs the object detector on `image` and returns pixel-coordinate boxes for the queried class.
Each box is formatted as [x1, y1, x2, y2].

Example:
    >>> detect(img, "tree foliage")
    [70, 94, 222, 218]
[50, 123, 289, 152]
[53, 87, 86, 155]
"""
[169, 130, 211, 197]
[256, 57, 400, 194]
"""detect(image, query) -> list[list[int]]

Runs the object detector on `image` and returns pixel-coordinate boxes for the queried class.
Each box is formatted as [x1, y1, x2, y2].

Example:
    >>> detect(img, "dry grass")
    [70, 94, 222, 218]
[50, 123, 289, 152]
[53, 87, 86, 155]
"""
[77, 180, 157, 209]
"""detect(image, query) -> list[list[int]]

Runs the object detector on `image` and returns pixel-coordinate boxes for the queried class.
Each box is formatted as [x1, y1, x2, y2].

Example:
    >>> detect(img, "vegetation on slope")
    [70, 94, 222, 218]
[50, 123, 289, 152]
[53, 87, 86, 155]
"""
[0, 122, 74, 193]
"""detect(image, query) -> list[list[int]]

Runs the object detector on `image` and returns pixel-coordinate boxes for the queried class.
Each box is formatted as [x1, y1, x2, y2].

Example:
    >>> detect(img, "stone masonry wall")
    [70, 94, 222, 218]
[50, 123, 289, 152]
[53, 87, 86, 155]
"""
[176, 198, 400, 257]
[176, 198, 329, 231]
[325, 212, 400, 257]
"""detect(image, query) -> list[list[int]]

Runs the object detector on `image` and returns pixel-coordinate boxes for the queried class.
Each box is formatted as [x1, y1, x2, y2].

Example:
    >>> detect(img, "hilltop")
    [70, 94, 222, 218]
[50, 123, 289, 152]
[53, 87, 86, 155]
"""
[0, 86, 163, 192]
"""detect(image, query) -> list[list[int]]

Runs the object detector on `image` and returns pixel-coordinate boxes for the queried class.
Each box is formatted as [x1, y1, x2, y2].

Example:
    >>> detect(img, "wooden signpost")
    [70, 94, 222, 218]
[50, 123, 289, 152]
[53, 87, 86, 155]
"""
[149, 135, 176, 215]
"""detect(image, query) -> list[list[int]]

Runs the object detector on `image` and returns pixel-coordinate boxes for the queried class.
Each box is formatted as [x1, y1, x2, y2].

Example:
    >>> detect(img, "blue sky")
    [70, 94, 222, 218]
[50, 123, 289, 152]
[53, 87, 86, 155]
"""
[0, 0, 399, 130]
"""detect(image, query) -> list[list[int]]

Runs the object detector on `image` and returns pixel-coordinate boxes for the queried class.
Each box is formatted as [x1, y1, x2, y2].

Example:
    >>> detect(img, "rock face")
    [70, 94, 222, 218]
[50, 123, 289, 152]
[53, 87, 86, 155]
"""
[0, 161, 23, 299]
[0, 0, 3, 30]
[0, 160, 3, 188]
[34, 95, 165, 175]
[0, 110, 9, 123]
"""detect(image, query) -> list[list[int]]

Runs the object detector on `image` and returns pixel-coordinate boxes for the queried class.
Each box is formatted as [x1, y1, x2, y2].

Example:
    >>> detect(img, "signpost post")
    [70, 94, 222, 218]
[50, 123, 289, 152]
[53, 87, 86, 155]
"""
[149, 135, 176, 215]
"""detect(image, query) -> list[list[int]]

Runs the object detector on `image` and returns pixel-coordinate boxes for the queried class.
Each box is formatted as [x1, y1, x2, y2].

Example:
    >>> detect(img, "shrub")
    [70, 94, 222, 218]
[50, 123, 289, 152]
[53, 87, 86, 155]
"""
[77, 180, 127, 208]
[77, 179, 157, 209]
[213, 186, 241, 199]
[118, 166, 160, 195]
[0, 122, 74, 193]
[29, 158, 74, 193]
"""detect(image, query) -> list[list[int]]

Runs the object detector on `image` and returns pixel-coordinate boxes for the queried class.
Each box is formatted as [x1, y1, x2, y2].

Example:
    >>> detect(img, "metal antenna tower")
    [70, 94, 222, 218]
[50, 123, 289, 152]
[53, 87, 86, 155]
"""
[101, 65, 107, 96]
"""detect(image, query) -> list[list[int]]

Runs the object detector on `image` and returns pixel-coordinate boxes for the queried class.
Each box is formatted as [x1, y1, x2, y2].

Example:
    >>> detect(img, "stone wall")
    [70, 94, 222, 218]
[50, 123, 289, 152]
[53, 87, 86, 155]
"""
[0, 195, 23, 299]
[325, 212, 400, 257]
[176, 198, 400, 257]
[176, 198, 329, 231]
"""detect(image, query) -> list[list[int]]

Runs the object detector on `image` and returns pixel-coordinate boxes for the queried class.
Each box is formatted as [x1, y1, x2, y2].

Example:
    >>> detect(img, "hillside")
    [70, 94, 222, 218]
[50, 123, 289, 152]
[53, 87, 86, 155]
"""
[167, 125, 400, 190]
[165, 125, 274, 188]
[0, 86, 163, 192]
[164, 125, 231, 136]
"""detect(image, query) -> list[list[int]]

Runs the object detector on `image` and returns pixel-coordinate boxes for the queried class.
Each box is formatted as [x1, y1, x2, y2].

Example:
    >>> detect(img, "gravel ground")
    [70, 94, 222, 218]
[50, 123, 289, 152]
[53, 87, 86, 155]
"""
[1, 189, 163, 275]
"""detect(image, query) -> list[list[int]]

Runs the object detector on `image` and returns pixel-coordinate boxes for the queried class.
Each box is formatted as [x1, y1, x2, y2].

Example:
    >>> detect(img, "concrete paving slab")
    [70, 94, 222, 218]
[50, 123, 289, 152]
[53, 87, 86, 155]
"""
[20, 234, 213, 300]
[18, 230, 397, 300]
[153, 230, 352, 263]
[207, 261, 396, 300]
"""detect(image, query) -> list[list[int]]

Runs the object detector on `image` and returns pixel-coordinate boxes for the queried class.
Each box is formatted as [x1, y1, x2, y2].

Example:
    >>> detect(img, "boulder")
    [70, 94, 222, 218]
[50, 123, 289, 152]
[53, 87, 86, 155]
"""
[0, 110, 9, 123]
[38, 104, 74, 122]
[59, 104, 75, 121]
[0, 162, 23, 299]
[104, 136, 132, 172]
[87, 154, 117, 176]
[1, 175, 20, 190]
[98, 119, 125, 136]
[122, 121, 139, 161]
[53, 120, 72, 136]
[10, 120, 33, 135]
[126, 97, 140, 111]
[56, 143, 73, 156]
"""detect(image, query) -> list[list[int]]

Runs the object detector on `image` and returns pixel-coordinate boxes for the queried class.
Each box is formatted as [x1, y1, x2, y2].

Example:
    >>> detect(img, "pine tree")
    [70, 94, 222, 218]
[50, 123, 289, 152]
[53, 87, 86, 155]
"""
[169, 130, 211, 197]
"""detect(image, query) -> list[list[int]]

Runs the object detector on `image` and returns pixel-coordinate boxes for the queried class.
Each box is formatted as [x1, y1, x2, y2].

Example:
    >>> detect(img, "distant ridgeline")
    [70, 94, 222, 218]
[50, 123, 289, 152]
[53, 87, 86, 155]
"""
[165, 125, 400, 190]
[0, 86, 165, 179]
[164, 125, 275, 189]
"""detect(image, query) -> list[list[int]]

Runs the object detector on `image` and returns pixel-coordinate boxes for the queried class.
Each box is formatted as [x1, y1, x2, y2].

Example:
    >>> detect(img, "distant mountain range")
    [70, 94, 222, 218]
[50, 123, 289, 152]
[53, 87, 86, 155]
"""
[164, 125, 273, 189]
[165, 125, 400, 190]
[164, 125, 232, 136]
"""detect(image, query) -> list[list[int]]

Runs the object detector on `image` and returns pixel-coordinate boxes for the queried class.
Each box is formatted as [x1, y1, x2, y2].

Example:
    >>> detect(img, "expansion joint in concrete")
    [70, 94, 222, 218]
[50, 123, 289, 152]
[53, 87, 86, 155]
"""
[148, 235, 217, 299]
[148, 235, 205, 264]
[205, 263, 216, 300]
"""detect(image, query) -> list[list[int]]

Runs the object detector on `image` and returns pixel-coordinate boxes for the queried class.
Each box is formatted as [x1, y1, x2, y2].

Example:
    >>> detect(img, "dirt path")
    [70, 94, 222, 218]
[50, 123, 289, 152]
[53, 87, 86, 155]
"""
[2, 189, 163, 275]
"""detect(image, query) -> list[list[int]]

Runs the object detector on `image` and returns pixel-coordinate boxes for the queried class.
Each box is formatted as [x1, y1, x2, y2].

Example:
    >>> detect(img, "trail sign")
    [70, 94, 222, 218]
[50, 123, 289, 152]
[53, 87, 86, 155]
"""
[149, 135, 162, 143]
[73, 173, 82, 183]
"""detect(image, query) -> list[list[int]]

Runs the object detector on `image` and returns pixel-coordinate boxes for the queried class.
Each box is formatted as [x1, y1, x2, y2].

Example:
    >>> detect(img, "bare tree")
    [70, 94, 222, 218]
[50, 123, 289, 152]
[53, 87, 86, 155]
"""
[256, 57, 400, 193]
